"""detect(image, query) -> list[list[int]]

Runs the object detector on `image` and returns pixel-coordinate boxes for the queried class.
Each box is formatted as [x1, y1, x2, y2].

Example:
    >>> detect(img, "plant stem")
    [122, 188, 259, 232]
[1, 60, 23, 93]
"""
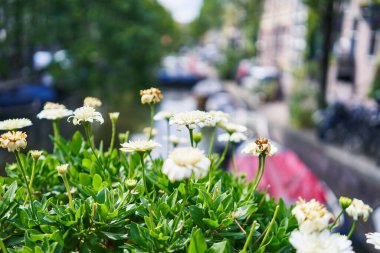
[347, 220, 357, 239]
[184, 179, 190, 206]
[329, 209, 344, 230]
[231, 144, 238, 174]
[139, 152, 148, 194]
[252, 155, 266, 192]
[188, 127, 194, 147]
[259, 205, 280, 248]
[83, 123, 104, 169]
[149, 104, 155, 140]
[29, 159, 37, 190]
[0, 239, 7, 253]
[208, 127, 216, 155]
[109, 119, 116, 153]
[62, 174, 74, 209]
[15, 151, 33, 205]
[241, 220, 258, 252]
[52, 120, 60, 150]
[214, 139, 230, 169]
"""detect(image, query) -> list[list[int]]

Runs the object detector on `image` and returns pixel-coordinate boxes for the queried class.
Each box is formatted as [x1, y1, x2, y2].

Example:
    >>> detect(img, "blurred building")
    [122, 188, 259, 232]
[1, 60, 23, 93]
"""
[328, 0, 380, 101]
[257, 0, 307, 71]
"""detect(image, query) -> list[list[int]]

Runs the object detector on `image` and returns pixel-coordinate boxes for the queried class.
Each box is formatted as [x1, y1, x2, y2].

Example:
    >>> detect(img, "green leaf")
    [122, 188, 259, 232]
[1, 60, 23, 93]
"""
[207, 241, 228, 253]
[79, 173, 92, 187]
[188, 229, 207, 253]
[202, 218, 219, 229]
[92, 174, 103, 191]
[101, 231, 128, 240]
[70, 131, 83, 155]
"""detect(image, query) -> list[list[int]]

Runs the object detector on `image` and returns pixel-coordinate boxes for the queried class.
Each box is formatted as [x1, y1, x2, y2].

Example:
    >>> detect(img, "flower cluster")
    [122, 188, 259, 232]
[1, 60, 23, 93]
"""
[0, 131, 27, 152]
[290, 198, 354, 253]
[162, 147, 210, 181]
[0, 118, 32, 130]
[292, 198, 333, 233]
[242, 138, 277, 156]
[169, 110, 213, 129]
[140, 88, 163, 104]
[68, 106, 104, 125]
[154, 111, 173, 121]
[37, 102, 73, 120]
[84, 96, 102, 108]
[120, 139, 161, 153]
[345, 198, 372, 222]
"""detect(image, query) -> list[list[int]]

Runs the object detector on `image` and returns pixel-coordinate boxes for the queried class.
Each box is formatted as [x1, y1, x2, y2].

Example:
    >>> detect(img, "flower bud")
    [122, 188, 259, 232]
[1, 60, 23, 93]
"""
[109, 112, 120, 121]
[57, 164, 69, 175]
[30, 150, 42, 160]
[126, 179, 137, 190]
[118, 131, 130, 143]
[193, 132, 202, 144]
[339, 196, 352, 209]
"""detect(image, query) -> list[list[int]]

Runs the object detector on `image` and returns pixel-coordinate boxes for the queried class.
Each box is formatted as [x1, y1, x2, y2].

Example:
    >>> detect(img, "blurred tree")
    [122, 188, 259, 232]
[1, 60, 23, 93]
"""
[0, 0, 179, 96]
[303, 0, 344, 108]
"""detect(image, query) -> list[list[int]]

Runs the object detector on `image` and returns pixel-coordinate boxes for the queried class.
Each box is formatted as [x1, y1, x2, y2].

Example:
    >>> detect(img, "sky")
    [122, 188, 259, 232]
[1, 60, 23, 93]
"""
[158, 0, 204, 24]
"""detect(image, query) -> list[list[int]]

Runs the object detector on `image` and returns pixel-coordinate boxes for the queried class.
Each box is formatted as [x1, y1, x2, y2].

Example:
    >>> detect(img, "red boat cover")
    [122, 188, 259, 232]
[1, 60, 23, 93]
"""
[233, 150, 327, 204]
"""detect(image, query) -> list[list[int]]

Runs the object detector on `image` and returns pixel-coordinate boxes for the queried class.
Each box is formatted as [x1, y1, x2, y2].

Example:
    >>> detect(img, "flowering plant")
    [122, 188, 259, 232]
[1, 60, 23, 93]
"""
[0, 91, 375, 252]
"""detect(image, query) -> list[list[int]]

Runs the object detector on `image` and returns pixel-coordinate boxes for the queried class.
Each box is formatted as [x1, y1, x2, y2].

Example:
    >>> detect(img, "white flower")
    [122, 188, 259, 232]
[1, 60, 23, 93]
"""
[0, 118, 32, 130]
[140, 88, 163, 104]
[168, 135, 187, 145]
[218, 122, 247, 134]
[0, 131, 27, 152]
[109, 112, 120, 121]
[162, 147, 210, 181]
[68, 106, 104, 125]
[154, 111, 173, 121]
[84, 97, 102, 108]
[345, 198, 372, 222]
[120, 139, 161, 153]
[290, 230, 354, 253]
[169, 110, 212, 129]
[242, 138, 278, 156]
[56, 164, 69, 175]
[37, 102, 73, 120]
[208, 111, 229, 126]
[218, 132, 247, 143]
[366, 232, 380, 250]
[292, 198, 333, 233]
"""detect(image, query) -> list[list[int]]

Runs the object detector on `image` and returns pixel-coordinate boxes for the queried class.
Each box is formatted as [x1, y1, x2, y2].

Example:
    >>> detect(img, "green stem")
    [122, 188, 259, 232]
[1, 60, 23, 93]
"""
[29, 159, 37, 190]
[259, 205, 280, 248]
[109, 120, 116, 152]
[149, 104, 155, 140]
[15, 152, 33, 205]
[0, 239, 7, 253]
[208, 127, 216, 155]
[241, 220, 258, 252]
[83, 123, 104, 169]
[329, 209, 344, 230]
[139, 152, 148, 194]
[347, 220, 357, 239]
[184, 179, 190, 206]
[188, 127, 194, 147]
[214, 140, 230, 169]
[252, 155, 266, 192]
[62, 174, 74, 209]
[52, 120, 60, 150]
[231, 144, 238, 174]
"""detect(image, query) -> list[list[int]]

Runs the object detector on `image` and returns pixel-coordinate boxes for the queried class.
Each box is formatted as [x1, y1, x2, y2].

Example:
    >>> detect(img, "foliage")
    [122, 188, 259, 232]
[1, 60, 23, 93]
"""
[289, 68, 318, 129]
[0, 0, 179, 94]
[369, 60, 380, 102]
[0, 113, 298, 252]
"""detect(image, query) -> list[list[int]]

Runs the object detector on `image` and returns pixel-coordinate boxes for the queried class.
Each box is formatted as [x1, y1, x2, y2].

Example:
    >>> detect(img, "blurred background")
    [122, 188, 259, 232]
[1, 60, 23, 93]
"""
[1, 0, 380, 251]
